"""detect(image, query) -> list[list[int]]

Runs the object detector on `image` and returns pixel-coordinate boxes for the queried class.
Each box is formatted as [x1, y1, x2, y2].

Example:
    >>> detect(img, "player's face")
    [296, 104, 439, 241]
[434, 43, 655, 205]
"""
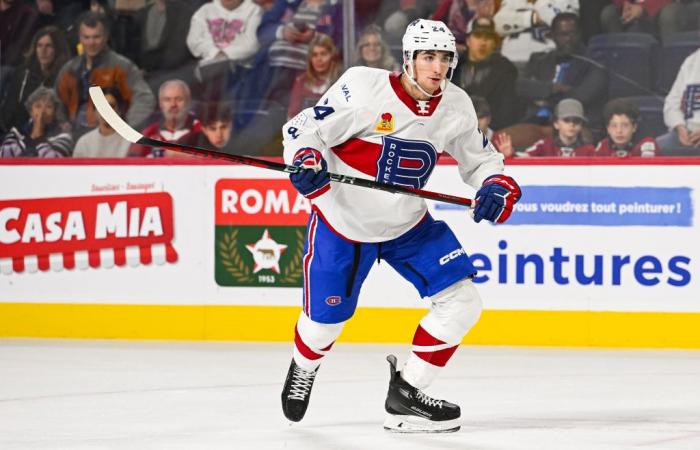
[203, 120, 232, 149]
[554, 117, 583, 141]
[607, 114, 637, 146]
[412, 50, 452, 94]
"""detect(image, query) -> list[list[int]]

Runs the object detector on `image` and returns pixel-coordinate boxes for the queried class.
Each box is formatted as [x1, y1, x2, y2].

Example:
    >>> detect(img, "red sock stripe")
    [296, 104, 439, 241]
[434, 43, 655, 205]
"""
[412, 325, 447, 346]
[294, 325, 325, 361]
[413, 345, 459, 367]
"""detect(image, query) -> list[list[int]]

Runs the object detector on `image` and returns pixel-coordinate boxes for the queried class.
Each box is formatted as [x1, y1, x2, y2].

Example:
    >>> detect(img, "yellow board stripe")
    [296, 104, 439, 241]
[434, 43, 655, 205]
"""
[1, 303, 700, 348]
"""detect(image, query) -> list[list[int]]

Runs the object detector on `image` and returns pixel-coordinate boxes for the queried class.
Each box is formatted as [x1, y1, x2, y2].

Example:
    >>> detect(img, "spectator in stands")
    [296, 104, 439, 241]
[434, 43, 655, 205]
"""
[0, 86, 72, 157]
[56, 12, 155, 136]
[517, 13, 607, 128]
[0, 0, 40, 68]
[378, 0, 436, 45]
[255, 0, 341, 107]
[596, 98, 659, 157]
[472, 95, 515, 158]
[187, 0, 263, 100]
[657, 48, 700, 152]
[229, 0, 340, 153]
[73, 87, 131, 157]
[454, 17, 520, 130]
[431, 0, 497, 52]
[600, 0, 684, 40]
[679, 0, 700, 32]
[354, 0, 383, 30]
[288, 33, 339, 119]
[0, 26, 70, 134]
[254, 0, 275, 11]
[524, 98, 595, 157]
[578, 0, 609, 43]
[128, 79, 202, 157]
[197, 102, 233, 150]
[353, 24, 399, 72]
[494, 0, 579, 66]
[134, 0, 198, 95]
[35, 0, 83, 30]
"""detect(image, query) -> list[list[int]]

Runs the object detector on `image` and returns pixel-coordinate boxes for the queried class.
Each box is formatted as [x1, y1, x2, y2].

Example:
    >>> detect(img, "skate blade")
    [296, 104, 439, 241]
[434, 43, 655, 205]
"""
[383, 414, 460, 433]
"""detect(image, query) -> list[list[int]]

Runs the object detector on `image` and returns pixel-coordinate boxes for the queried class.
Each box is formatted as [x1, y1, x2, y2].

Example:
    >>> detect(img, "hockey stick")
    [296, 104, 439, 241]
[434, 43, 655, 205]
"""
[89, 87, 473, 207]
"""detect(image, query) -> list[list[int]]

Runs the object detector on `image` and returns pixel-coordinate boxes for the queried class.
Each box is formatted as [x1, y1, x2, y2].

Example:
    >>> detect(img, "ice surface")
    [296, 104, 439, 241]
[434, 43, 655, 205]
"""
[1, 340, 699, 450]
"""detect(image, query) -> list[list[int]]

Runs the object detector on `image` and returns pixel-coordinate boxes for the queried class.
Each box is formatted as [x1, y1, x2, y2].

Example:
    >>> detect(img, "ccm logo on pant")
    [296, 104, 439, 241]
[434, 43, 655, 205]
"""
[439, 248, 466, 265]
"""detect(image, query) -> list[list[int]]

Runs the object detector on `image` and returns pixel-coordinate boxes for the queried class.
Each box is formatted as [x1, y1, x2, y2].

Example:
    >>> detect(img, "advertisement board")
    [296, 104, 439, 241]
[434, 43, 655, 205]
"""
[1, 159, 698, 346]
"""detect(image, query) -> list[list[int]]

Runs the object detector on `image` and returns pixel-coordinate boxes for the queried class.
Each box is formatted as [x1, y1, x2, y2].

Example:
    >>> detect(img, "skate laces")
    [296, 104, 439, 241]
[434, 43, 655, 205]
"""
[416, 390, 443, 409]
[288, 366, 316, 401]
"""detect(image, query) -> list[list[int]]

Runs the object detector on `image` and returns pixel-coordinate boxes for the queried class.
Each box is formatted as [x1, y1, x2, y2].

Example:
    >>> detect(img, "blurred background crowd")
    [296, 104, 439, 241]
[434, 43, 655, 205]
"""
[0, 0, 699, 159]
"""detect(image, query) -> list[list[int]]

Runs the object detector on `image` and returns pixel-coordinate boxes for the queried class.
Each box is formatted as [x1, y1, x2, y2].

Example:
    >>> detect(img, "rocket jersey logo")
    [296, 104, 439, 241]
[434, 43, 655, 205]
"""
[376, 136, 438, 189]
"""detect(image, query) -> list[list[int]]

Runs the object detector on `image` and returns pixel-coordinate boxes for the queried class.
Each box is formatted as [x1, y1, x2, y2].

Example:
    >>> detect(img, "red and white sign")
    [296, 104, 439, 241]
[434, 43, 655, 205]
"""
[0, 192, 178, 274]
[215, 179, 311, 226]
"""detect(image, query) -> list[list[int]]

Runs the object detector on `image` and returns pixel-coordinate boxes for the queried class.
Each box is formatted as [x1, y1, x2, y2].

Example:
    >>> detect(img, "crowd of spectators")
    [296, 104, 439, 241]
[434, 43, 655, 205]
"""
[1, 0, 699, 159]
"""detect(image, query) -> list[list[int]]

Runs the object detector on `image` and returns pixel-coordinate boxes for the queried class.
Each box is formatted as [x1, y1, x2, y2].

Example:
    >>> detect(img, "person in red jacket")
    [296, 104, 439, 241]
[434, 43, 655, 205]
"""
[128, 79, 202, 157]
[524, 98, 595, 157]
[595, 98, 659, 157]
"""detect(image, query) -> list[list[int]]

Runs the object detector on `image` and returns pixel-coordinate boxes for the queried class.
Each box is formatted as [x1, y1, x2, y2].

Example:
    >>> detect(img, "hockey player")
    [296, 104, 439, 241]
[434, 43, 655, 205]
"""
[280, 19, 522, 433]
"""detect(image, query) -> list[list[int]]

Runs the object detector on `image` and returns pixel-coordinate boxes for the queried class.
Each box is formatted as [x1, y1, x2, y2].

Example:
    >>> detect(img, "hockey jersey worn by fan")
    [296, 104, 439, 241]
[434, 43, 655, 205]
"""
[664, 49, 700, 133]
[282, 66, 504, 243]
[595, 136, 659, 157]
[525, 136, 594, 157]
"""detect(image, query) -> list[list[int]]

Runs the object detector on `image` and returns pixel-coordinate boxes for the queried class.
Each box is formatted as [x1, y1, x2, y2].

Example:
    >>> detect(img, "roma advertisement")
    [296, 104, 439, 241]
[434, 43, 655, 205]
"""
[214, 179, 310, 287]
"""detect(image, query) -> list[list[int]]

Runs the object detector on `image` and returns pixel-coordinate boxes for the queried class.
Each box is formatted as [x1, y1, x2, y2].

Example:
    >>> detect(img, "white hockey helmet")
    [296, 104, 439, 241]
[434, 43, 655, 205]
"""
[401, 19, 458, 71]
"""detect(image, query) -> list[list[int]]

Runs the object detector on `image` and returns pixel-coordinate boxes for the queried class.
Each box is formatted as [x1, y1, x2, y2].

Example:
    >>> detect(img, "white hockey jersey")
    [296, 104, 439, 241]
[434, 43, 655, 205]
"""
[494, 0, 579, 63]
[664, 49, 700, 133]
[282, 66, 505, 243]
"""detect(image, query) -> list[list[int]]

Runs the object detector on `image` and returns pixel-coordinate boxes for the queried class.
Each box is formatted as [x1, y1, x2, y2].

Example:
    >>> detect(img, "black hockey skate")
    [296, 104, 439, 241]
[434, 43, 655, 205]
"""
[281, 359, 318, 422]
[383, 354, 461, 433]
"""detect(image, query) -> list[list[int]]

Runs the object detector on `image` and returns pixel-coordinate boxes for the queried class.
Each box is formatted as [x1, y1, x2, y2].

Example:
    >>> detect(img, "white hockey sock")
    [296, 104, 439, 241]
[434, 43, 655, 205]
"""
[292, 311, 344, 372]
[402, 278, 482, 390]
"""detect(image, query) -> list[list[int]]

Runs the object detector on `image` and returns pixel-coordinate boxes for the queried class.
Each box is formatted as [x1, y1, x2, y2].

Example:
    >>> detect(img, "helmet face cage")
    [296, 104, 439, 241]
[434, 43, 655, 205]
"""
[401, 19, 458, 93]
